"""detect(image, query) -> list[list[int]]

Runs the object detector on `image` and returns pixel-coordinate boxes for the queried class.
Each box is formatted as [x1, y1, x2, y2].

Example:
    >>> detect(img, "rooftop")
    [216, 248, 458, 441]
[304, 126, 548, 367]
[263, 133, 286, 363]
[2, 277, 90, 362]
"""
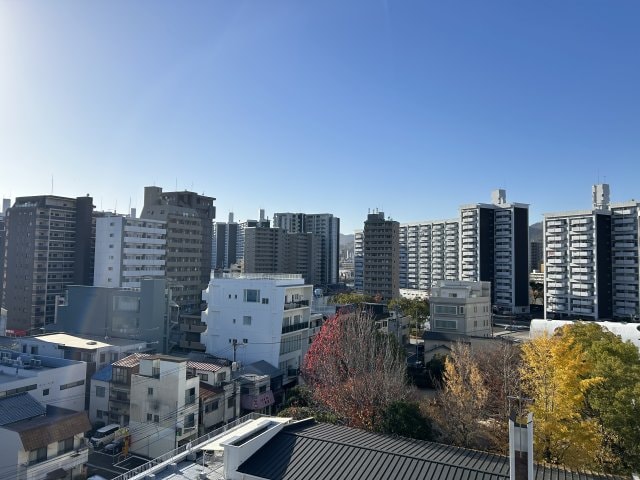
[0, 392, 46, 426]
[32, 333, 146, 350]
[237, 420, 624, 480]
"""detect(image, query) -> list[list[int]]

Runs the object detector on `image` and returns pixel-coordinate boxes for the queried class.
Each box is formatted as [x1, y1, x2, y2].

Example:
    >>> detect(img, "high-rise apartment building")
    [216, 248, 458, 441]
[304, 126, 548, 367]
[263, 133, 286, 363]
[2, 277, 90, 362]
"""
[273, 213, 340, 285]
[236, 210, 270, 264]
[362, 211, 399, 300]
[93, 214, 166, 288]
[3, 195, 95, 333]
[0, 199, 8, 309]
[399, 220, 459, 291]
[212, 212, 239, 270]
[544, 184, 639, 321]
[140, 186, 215, 314]
[354, 230, 364, 292]
[460, 190, 529, 313]
[243, 227, 320, 285]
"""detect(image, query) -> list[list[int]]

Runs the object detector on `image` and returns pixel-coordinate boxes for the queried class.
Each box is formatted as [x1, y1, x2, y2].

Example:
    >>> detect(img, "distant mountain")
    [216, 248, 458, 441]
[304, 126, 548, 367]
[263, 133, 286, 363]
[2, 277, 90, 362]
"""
[529, 222, 543, 242]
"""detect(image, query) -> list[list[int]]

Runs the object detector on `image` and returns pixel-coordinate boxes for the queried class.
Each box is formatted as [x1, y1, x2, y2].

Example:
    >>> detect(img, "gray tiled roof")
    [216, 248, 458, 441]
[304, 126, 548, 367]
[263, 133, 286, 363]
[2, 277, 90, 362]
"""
[241, 360, 282, 378]
[0, 393, 46, 426]
[236, 421, 627, 480]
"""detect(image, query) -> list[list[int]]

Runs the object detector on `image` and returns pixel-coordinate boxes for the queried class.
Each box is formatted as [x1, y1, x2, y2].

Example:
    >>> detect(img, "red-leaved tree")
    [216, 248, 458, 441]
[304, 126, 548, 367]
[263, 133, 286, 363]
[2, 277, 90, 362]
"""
[302, 308, 409, 430]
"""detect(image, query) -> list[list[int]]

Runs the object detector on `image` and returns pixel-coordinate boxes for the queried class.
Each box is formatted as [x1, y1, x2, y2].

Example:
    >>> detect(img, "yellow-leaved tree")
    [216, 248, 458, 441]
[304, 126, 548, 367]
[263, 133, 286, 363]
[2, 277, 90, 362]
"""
[520, 334, 603, 469]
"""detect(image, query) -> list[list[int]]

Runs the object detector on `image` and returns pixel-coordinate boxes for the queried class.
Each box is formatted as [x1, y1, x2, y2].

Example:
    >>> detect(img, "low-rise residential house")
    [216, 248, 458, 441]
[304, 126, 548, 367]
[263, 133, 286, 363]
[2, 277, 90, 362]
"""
[0, 349, 86, 411]
[199, 382, 235, 435]
[238, 373, 274, 416]
[128, 355, 200, 458]
[201, 273, 314, 386]
[89, 365, 112, 426]
[0, 393, 91, 480]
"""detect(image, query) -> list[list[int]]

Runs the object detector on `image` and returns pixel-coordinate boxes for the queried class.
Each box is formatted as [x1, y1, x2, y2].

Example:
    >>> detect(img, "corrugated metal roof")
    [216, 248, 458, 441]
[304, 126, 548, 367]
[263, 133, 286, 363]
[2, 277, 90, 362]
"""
[113, 353, 149, 368]
[236, 421, 627, 480]
[188, 361, 223, 372]
[0, 393, 46, 426]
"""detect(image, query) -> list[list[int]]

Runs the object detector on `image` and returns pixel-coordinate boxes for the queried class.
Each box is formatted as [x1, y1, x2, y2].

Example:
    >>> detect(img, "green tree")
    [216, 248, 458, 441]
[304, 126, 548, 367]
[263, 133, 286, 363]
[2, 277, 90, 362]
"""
[376, 401, 432, 440]
[331, 292, 375, 305]
[388, 297, 429, 338]
[559, 323, 640, 473]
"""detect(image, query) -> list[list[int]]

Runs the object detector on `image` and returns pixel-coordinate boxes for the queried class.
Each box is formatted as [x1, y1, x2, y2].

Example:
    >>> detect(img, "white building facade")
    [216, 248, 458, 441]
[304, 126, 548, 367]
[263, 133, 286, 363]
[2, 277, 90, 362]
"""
[544, 185, 640, 321]
[201, 273, 313, 384]
[460, 190, 530, 314]
[429, 281, 492, 337]
[399, 220, 459, 291]
[129, 355, 200, 458]
[94, 215, 166, 288]
[0, 350, 87, 412]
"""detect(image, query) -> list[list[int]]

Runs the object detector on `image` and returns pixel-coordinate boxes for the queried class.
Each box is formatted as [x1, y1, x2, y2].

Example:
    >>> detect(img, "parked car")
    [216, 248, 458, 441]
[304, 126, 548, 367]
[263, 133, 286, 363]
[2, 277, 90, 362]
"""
[90, 424, 121, 449]
[104, 438, 124, 455]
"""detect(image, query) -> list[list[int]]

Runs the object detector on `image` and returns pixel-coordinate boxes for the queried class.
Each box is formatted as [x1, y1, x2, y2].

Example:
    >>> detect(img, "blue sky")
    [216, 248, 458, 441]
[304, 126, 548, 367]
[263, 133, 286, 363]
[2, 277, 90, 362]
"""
[1, 1, 639, 232]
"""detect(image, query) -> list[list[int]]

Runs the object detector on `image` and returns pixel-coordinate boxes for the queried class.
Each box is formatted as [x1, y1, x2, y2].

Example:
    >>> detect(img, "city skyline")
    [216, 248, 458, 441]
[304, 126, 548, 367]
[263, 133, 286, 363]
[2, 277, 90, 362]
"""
[1, 1, 639, 232]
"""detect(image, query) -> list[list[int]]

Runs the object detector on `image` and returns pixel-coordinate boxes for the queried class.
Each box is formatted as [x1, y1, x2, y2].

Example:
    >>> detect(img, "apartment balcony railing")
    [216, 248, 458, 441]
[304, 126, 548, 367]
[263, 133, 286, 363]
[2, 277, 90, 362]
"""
[282, 321, 310, 334]
[284, 300, 309, 310]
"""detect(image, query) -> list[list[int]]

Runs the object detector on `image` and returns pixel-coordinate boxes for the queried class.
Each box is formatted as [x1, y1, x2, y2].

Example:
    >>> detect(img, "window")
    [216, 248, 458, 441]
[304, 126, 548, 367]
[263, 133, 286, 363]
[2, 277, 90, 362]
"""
[435, 319, 457, 331]
[99, 353, 106, 363]
[30, 346, 38, 355]
[43, 388, 50, 396]
[29, 447, 47, 465]
[147, 413, 153, 421]
[148, 387, 154, 396]
[243, 315, 252, 326]
[184, 413, 195, 428]
[227, 397, 234, 408]
[459, 307, 465, 314]
[206, 399, 219, 412]
[434, 305, 458, 315]
[58, 437, 74, 454]
[261, 298, 269, 304]
[217, 372, 226, 383]
[154, 415, 159, 423]
[259, 385, 267, 394]
[60, 380, 85, 390]
[96, 386, 105, 398]
[243, 289, 260, 303]
[199, 373, 208, 382]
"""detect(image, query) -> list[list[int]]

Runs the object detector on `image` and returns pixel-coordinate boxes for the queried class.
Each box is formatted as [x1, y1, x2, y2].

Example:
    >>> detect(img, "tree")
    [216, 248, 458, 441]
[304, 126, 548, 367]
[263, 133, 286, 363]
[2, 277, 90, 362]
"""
[520, 333, 603, 469]
[331, 292, 375, 305]
[559, 323, 640, 473]
[388, 297, 429, 339]
[302, 309, 410, 430]
[529, 281, 544, 305]
[376, 401, 432, 440]
[427, 342, 489, 448]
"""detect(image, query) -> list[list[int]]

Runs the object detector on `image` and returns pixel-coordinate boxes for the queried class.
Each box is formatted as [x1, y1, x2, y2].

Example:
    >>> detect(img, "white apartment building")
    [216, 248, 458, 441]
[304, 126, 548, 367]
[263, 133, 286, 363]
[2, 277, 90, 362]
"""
[94, 214, 166, 288]
[399, 220, 459, 291]
[0, 349, 87, 411]
[201, 273, 313, 384]
[460, 190, 530, 314]
[129, 355, 200, 458]
[544, 184, 639, 321]
[354, 230, 364, 292]
[429, 281, 492, 337]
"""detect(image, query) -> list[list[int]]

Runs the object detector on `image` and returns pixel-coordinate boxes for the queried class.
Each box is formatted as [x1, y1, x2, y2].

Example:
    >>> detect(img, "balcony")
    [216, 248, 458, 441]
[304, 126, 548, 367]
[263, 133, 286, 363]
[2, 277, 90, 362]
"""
[281, 320, 310, 334]
[180, 340, 206, 351]
[180, 322, 207, 333]
[20, 447, 88, 479]
[284, 300, 309, 310]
